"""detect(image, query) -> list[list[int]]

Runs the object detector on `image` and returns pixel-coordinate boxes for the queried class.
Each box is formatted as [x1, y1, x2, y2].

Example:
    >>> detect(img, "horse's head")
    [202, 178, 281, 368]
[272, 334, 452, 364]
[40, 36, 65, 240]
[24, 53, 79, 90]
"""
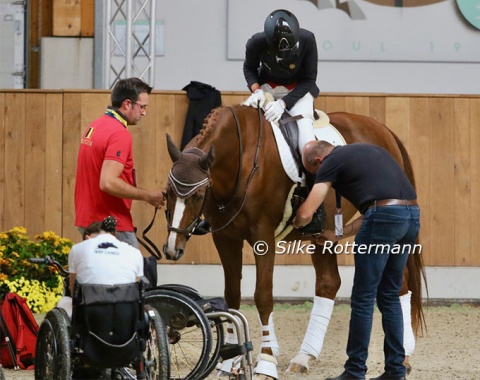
[163, 134, 214, 260]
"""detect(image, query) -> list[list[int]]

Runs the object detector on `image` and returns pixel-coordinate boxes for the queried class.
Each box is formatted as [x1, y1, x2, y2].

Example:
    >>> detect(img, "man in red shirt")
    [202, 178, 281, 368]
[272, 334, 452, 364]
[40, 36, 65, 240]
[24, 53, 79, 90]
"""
[75, 77, 165, 248]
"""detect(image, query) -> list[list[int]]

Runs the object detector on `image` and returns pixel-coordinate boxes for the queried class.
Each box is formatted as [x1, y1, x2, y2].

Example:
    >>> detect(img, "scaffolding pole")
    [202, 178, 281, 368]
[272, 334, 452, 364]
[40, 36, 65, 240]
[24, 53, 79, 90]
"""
[103, 0, 156, 88]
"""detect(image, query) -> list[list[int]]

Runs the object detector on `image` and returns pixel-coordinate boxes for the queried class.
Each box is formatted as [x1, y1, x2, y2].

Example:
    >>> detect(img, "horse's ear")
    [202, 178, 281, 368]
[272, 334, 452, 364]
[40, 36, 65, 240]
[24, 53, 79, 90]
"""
[166, 134, 182, 162]
[199, 146, 215, 171]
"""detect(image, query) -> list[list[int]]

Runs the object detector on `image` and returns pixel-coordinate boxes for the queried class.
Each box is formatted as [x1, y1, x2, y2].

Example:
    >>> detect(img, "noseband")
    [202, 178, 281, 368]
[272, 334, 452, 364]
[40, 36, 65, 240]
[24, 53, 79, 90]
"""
[166, 167, 210, 238]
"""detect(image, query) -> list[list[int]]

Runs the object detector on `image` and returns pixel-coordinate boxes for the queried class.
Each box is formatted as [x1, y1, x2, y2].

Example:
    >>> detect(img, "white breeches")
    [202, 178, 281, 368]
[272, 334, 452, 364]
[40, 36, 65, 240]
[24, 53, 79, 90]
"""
[261, 84, 315, 154]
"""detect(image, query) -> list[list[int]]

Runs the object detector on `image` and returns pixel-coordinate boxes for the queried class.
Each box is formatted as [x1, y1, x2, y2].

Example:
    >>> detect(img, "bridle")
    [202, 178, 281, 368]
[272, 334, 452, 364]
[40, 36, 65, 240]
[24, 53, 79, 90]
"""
[165, 106, 264, 236]
[165, 169, 211, 238]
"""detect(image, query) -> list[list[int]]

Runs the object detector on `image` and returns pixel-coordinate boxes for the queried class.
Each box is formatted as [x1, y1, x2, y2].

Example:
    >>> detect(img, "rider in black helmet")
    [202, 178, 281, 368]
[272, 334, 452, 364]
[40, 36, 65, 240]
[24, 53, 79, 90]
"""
[243, 9, 319, 155]
[264, 9, 300, 59]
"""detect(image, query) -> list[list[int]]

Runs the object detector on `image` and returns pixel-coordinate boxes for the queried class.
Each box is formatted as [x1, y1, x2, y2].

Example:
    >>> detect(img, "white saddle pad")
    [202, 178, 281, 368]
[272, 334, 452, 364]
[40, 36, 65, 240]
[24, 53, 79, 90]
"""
[271, 110, 346, 185]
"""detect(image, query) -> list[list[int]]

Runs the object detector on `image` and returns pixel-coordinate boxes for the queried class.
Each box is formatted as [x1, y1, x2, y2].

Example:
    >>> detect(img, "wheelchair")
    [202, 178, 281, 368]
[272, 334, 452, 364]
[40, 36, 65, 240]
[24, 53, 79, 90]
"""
[146, 285, 254, 380]
[31, 256, 253, 379]
[34, 280, 170, 380]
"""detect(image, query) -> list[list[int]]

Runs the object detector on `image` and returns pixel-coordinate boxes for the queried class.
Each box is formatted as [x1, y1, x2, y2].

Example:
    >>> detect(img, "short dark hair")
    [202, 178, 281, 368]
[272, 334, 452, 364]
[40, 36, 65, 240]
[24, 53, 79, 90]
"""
[83, 216, 118, 240]
[303, 140, 334, 168]
[111, 77, 153, 108]
[83, 221, 102, 240]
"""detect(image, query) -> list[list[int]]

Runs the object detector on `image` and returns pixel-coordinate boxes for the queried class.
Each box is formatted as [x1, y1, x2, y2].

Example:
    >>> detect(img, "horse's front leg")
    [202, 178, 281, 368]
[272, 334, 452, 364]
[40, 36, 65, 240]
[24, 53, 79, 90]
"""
[214, 232, 244, 309]
[286, 243, 341, 374]
[251, 235, 280, 380]
[213, 232, 247, 376]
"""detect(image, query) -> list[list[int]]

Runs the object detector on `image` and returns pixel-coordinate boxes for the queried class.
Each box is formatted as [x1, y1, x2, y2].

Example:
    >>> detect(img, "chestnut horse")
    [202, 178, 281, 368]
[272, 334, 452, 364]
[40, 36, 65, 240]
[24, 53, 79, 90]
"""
[163, 105, 426, 379]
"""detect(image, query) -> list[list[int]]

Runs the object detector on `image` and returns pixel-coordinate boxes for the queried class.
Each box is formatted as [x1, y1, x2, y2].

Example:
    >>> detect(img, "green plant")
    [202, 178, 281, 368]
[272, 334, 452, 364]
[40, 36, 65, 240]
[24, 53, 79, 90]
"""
[0, 227, 71, 313]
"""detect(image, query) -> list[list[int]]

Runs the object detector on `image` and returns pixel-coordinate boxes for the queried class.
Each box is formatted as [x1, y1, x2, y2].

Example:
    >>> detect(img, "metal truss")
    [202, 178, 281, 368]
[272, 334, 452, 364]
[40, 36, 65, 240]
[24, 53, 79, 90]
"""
[103, 0, 156, 88]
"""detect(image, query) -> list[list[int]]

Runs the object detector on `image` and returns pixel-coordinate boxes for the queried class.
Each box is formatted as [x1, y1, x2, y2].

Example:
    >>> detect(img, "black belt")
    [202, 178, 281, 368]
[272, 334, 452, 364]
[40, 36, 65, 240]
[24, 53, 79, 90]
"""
[368, 199, 418, 210]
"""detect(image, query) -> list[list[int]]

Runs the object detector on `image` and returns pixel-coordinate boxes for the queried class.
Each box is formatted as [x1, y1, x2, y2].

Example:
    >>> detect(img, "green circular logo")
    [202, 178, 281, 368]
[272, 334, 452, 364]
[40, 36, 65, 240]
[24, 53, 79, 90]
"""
[456, 0, 480, 30]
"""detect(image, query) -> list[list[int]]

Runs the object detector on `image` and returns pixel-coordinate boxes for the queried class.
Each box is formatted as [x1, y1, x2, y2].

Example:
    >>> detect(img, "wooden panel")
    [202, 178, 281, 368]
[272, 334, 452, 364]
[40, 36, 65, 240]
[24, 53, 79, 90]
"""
[222, 93, 248, 107]
[62, 93, 82, 242]
[453, 98, 472, 266]
[24, 94, 46, 235]
[4, 94, 26, 229]
[323, 95, 347, 113]
[385, 97, 410, 144]
[369, 96, 386, 124]
[344, 96, 370, 116]
[80, 0, 94, 37]
[469, 98, 480, 266]
[428, 98, 455, 266]
[0, 94, 5, 227]
[408, 97, 431, 261]
[45, 93, 63, 233]
[53, 0, 81, 36]
[0, 91, 480, 268]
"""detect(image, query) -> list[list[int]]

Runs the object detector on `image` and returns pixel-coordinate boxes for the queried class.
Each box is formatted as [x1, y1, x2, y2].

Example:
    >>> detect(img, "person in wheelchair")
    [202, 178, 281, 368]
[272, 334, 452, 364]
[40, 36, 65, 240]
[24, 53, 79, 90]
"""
[57, 216, 144, 319]
[68, 216, 144, 296]
[37, 216, 169, 379]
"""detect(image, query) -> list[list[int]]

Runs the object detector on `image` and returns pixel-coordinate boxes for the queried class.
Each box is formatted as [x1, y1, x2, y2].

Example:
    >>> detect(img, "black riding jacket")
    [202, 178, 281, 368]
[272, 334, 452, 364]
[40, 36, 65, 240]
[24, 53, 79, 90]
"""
[243, 28, 320, 110]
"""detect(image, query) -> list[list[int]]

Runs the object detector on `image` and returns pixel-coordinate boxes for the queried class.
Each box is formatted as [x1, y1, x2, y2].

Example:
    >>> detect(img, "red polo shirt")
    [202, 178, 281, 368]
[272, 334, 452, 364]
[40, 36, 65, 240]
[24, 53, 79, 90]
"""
[75, 110, 136, 231]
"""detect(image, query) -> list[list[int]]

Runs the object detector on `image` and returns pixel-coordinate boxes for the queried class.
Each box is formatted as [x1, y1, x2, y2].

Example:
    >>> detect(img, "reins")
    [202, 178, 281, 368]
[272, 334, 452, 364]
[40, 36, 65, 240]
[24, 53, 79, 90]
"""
[208, 106, 264, 233]
[136, 208, 163, 260]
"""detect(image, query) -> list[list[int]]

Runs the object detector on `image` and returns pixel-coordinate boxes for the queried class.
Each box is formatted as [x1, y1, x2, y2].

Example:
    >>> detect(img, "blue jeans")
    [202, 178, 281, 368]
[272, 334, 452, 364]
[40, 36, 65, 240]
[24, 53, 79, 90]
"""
[344, 204, 420, 378]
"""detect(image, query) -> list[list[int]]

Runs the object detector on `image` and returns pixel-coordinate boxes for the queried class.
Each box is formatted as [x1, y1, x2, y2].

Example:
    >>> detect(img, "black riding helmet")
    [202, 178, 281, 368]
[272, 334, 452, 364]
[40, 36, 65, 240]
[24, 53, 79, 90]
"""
[264, 9, 300, 59]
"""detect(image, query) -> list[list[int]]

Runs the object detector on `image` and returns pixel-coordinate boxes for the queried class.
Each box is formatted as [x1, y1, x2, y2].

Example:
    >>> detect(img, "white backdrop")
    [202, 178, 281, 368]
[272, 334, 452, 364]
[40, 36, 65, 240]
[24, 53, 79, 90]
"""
[147, 0, 480, 94]
[227, 0, 480, 62]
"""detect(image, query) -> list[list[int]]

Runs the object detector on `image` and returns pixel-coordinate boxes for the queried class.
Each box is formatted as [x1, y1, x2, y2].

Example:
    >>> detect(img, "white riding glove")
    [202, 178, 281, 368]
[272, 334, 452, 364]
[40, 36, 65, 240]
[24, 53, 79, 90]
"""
[264, 99, 286, 123]
[242, 89, 266, 109]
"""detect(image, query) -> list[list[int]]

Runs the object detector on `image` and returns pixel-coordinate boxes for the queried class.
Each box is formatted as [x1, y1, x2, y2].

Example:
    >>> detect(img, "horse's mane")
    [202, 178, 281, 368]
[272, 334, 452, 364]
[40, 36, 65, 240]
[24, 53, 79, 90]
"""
[195, 106, 231, 148]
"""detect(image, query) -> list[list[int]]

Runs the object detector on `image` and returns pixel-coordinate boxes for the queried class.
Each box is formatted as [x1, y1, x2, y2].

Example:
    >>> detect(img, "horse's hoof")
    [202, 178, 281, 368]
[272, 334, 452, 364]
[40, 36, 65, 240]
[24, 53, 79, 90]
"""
[285, 353, 311, 374]
[253, 375, 277, 380]
[403, 356, 412, 375]
[254, 353, 278, 380]
[285, 362, 308, 374]
[403, 361, 412, 375]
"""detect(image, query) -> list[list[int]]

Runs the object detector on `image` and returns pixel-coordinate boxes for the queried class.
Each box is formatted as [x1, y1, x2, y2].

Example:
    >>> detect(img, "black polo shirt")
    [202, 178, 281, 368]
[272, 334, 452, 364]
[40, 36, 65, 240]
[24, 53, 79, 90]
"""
[315, 143, 417, 214]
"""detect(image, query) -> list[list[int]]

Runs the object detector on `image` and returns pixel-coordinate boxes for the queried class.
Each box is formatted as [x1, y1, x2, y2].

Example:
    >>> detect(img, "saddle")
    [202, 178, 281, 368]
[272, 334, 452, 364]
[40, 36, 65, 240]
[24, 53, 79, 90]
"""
[277, 113, 325, 236]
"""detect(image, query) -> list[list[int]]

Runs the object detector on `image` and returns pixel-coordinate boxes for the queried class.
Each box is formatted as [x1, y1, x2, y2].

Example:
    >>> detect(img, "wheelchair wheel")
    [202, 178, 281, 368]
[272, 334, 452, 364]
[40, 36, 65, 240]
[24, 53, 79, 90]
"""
[35, 308, 72, 380]
[145, 289, 213, 380]
[144, 305, 170, 380]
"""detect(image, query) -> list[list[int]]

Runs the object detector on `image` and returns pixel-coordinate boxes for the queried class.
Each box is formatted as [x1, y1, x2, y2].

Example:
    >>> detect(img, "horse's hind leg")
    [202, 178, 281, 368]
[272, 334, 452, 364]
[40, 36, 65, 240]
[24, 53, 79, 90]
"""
[286, 244, 341, 374]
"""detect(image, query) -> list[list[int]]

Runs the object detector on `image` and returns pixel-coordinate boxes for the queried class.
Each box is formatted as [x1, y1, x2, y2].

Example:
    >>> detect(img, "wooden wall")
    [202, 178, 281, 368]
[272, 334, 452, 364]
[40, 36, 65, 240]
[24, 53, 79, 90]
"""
[0, 90, 479, 268]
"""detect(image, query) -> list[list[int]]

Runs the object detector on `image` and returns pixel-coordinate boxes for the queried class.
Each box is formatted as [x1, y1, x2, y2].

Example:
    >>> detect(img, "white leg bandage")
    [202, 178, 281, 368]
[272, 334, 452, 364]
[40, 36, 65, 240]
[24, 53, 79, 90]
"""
[400, 290, 415, 356]
[299, 296, 335, 359]
[259, 312, 280, 357]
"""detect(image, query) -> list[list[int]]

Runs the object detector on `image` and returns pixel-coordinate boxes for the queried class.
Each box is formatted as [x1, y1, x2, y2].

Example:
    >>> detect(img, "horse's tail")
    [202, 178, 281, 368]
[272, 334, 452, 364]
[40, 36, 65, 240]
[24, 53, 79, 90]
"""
[391, 131, 428, 337]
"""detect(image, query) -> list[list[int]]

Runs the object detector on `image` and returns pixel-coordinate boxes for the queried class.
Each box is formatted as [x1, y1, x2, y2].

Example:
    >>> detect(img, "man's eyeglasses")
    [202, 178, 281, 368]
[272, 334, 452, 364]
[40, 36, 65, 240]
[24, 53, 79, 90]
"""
[131, 101, 148, 110]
